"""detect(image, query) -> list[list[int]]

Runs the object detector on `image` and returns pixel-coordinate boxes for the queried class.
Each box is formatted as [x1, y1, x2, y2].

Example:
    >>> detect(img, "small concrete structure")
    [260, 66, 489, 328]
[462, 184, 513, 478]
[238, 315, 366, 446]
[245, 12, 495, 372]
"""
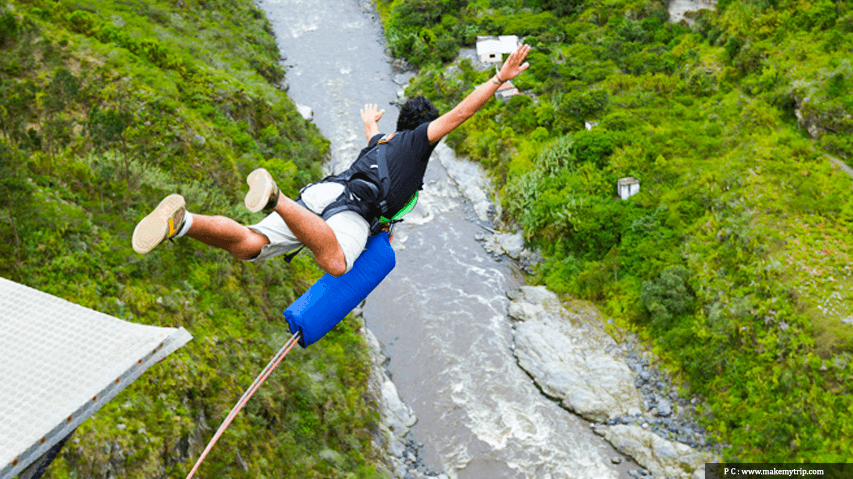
[585, 120, 599, 130]
[475, 35, 520, 63]
[0, 277, 192, 479]
[495, 80, 519, 101]
[618, 177, 640, 200]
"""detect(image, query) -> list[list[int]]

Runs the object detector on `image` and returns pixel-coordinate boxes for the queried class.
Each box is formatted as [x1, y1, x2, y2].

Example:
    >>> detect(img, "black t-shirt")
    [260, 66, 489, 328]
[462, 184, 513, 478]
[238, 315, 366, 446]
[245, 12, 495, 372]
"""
[362, 121, 437, 216]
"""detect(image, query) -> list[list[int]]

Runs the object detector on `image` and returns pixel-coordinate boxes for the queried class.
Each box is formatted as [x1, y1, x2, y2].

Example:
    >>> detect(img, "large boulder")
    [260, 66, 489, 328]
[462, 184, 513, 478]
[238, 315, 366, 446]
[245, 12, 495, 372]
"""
[497, 232, 525, 259]
[508, 286, 642, 422]
[593, 424, 718, 479]
[296, 104, 313, 121]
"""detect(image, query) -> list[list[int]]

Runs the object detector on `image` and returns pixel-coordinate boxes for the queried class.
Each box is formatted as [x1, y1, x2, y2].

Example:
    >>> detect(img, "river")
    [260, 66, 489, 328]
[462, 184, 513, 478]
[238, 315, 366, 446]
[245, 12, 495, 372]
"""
[256, 0, 636, 477]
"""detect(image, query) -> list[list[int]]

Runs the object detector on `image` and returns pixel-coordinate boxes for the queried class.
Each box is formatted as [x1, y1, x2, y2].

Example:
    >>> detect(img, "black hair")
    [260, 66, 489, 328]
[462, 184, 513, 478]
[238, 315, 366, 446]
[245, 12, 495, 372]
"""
[396, 96, 440, 132]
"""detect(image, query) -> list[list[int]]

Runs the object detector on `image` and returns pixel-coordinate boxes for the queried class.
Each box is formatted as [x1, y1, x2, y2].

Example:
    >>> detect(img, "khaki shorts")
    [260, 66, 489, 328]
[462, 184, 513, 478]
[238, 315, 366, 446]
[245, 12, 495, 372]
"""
[246, 182, 369, 273]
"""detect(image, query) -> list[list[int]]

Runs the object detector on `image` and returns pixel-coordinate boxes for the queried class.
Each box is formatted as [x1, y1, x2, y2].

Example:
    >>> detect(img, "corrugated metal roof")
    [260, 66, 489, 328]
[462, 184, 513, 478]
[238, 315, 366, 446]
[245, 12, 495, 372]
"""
[0, 277, 192, 478]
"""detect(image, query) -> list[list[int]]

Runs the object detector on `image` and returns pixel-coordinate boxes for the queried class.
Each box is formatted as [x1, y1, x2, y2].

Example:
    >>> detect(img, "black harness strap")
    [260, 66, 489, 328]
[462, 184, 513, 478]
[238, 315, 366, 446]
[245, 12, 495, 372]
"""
[283, 136, 395, 263]
[375, 137, 391, 219]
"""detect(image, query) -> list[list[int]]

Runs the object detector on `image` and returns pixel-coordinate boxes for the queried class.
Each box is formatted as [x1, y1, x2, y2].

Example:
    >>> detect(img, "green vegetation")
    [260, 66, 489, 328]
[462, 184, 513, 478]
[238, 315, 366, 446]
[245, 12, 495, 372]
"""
[1, 0, 385, 477]
[378, 0, 853, 463]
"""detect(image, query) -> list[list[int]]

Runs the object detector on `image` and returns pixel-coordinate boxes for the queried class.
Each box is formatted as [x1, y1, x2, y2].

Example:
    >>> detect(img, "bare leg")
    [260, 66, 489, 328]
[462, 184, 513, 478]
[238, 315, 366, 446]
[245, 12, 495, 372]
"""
[271, 195, 347, 277]
[185, 196, 347, 276]
[185, 215, 270, 261]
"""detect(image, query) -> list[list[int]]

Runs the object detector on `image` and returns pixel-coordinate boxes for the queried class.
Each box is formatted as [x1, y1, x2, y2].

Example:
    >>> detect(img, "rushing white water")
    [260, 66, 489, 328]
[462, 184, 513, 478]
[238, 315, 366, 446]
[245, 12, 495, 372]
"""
[256, 0, 637, 476]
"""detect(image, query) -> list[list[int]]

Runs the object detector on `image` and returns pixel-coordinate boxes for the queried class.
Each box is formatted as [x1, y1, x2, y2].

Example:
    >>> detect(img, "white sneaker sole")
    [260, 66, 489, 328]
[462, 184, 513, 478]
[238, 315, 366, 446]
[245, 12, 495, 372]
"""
[245, 168, 277, 213]
[132, 194, 186, 254]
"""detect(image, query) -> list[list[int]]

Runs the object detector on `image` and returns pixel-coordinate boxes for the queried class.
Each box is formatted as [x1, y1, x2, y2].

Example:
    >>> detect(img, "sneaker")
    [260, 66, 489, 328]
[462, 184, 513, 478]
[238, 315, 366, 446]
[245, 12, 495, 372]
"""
[244, 168, 280, 213]
[132, 194, 186, 254]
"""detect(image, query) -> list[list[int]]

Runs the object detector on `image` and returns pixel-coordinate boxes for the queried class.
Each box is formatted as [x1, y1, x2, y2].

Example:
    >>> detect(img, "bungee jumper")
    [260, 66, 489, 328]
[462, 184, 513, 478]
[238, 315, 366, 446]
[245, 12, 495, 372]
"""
[132, 44, 530, 345]
[131, 44, 529, 478]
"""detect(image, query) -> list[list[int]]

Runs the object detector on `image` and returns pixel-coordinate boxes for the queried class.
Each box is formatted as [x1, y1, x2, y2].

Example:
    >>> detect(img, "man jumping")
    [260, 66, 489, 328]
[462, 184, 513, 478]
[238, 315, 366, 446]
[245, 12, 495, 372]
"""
[132, 45, 530, 276]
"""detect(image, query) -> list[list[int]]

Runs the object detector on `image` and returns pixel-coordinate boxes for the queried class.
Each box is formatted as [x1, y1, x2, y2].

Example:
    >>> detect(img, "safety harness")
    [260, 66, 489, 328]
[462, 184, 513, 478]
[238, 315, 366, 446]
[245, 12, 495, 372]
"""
[284, 133, 419, 263]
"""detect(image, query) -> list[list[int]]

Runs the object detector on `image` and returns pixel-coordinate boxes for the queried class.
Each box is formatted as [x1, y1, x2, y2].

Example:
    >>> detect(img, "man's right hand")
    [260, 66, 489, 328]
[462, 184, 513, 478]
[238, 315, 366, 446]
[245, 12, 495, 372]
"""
[361, 103, 384, 143]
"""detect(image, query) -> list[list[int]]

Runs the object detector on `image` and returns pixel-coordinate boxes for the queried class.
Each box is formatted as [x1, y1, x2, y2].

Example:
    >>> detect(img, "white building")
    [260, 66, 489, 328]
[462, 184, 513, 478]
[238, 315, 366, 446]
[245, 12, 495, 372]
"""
[618, 177, 640, 200]
[476, 35, 520, 63]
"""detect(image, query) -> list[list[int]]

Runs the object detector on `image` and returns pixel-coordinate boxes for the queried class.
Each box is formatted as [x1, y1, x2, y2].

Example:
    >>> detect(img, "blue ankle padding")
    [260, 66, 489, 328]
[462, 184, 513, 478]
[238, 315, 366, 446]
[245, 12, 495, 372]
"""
[284, 232, 395, 348]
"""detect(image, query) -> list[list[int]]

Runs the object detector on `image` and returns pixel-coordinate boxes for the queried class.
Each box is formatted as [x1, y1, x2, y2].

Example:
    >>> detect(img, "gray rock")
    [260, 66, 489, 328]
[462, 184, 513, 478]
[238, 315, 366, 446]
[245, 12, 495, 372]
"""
[507, 301, 539, 322]
[510, 286, 643, 422]
[393, 72, 415, 85]
[593, 424, 718, 479]
[296, 104, 313, 121]
[506, 289, 523, 301]
[668, 0, 716, 25]
[656, 399, 672, 417]
[497, 232, 525, 259]
[433, 143, 493, 222]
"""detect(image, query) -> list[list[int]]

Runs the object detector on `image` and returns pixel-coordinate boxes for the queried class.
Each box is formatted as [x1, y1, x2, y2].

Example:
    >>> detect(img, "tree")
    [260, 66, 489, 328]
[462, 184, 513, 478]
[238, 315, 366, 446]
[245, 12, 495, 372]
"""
[571, 128, 616, 168]
[42, 68, 81, 165]
[0, 77, 36, 144]
[640, 266, 695, 330]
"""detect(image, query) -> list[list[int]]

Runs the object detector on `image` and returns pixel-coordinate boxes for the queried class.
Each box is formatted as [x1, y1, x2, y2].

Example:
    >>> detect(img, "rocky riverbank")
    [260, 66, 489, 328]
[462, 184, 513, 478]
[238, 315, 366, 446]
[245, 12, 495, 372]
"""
[456, 161, 722, 478]
[436, 135, 719, 478]
[355, 309, 449, 479]
[505, 285, 721, 479]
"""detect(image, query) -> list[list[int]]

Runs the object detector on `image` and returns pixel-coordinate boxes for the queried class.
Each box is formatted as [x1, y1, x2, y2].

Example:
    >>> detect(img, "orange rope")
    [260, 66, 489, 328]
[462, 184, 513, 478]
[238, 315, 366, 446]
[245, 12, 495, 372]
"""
[186, 331, 301, 479]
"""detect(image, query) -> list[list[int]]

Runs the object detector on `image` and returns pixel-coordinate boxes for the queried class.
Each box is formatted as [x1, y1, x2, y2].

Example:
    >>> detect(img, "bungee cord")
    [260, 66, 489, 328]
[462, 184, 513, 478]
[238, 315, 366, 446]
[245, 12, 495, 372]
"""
[185, 331, 301, 479]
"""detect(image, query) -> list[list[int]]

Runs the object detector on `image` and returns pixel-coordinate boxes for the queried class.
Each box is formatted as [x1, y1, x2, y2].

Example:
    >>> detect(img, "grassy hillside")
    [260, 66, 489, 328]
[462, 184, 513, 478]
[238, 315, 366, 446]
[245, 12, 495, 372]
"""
[377, 0, 853, 463]
[1, 0, 385, 477]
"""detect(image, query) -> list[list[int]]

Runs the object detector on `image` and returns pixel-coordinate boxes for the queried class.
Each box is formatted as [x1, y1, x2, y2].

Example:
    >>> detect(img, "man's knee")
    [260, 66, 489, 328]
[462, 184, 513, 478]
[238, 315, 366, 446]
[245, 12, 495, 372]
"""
[318, 248, 348, 277]
[232, 230, 270, 261]
[232, 248, 260, 261]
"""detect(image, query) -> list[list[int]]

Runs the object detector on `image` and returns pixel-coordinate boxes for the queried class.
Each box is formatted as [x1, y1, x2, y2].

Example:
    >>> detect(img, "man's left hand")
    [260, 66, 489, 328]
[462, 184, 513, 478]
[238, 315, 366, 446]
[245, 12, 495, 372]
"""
[498, 45, 531, 83]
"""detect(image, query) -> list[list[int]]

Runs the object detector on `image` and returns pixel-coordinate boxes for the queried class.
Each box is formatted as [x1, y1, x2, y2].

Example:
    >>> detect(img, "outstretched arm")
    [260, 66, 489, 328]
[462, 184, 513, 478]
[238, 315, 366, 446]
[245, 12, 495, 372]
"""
[427, 44, 530, 144]
[360, 104, 385, 144]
